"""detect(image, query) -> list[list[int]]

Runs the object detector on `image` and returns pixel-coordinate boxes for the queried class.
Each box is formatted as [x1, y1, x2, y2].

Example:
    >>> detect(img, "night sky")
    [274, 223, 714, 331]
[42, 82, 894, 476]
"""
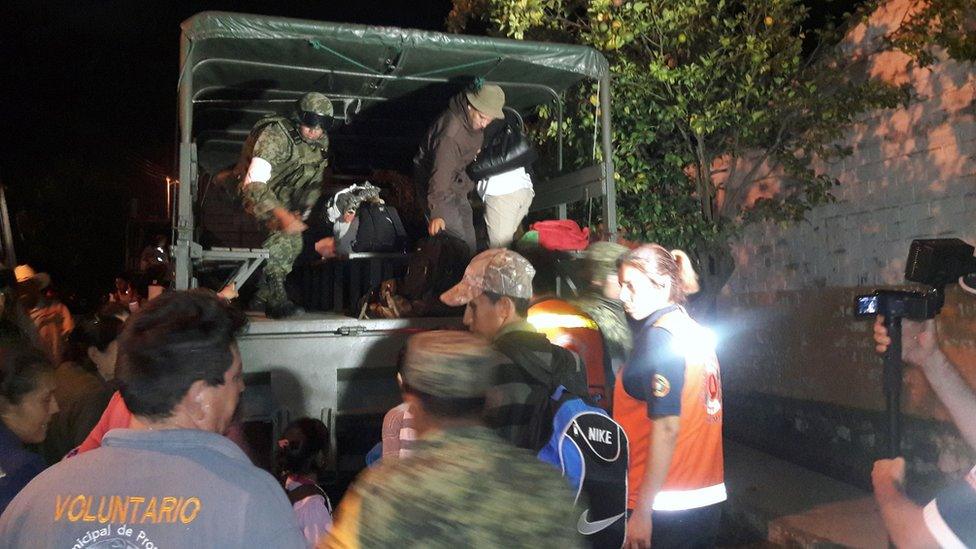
[0, 0, 857, 308]
[0, 0, 452, 306]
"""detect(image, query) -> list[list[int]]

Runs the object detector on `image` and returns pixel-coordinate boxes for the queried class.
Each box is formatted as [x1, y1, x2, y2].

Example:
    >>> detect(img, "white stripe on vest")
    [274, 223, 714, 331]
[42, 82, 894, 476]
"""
[652, 483, 727, 511]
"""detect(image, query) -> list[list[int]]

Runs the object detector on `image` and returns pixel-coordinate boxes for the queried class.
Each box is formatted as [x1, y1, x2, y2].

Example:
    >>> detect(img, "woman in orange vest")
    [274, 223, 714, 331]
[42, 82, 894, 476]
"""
[614, 244, 725, 549]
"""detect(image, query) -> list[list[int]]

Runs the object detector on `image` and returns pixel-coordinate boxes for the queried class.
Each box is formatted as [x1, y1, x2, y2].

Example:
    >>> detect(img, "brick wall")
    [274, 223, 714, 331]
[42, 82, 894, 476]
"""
[716, 0, 976, 493]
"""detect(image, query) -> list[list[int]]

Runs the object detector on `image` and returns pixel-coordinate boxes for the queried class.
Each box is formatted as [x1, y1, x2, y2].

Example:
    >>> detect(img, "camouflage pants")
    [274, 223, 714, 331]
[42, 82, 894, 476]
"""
[257, 231, 303, 306]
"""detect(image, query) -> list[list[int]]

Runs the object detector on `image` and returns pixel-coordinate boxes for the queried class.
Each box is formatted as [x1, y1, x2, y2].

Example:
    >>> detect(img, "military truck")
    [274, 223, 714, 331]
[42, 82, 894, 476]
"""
[172, 11, 616, 471]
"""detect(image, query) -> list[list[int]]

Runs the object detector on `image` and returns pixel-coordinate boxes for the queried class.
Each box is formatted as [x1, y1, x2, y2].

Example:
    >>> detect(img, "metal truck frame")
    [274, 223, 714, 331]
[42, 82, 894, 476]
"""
[172, 11, 616, 470]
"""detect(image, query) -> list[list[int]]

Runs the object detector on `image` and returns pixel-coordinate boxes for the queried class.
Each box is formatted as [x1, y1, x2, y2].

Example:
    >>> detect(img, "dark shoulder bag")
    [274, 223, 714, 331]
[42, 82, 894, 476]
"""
[466, 109, 538, 181]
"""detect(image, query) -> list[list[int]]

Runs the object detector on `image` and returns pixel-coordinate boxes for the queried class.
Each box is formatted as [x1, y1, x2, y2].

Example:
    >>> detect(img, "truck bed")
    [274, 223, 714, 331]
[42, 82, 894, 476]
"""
[237, 313, 462, 471]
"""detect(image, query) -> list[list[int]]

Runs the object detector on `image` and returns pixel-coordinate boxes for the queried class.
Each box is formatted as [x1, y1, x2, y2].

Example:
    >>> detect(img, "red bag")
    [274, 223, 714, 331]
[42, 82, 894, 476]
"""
[529, 220, 590, 251]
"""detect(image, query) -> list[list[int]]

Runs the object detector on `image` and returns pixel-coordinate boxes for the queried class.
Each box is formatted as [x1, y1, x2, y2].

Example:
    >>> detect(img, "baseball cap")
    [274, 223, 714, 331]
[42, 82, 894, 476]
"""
[440, 249, 536, 307]
[465, 84, 505, 120]
[401, 330, 503, 398]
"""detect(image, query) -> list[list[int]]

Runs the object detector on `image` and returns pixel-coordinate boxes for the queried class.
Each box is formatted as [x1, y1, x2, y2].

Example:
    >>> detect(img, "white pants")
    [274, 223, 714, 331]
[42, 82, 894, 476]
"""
[484, 188, 534, 249]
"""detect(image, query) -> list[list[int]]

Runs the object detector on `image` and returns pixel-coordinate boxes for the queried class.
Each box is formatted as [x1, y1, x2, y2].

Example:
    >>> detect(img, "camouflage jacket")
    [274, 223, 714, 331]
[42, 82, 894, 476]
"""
[326, 425, 583, 549]
[237, 116, 329, 222]
[572, 293, 633, 363]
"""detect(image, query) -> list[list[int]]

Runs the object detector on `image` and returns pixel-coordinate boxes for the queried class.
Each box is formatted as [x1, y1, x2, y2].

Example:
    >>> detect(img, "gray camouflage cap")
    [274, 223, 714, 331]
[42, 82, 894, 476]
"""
[297, 92, 334, 129]
[298, 92, 334, 116]
[585, 241, 630, 282]
[402, 331, 500, 398]
[440, 249, 535, 306]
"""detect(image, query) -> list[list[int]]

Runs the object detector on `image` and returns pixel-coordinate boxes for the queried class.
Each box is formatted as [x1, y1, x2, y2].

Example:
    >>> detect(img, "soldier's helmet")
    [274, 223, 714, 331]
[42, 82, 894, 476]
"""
[297, 92, 334, 130]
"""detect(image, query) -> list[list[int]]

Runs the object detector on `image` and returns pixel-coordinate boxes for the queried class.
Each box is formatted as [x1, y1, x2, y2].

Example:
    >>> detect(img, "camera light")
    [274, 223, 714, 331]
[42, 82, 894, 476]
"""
[670, 325, 719, 362]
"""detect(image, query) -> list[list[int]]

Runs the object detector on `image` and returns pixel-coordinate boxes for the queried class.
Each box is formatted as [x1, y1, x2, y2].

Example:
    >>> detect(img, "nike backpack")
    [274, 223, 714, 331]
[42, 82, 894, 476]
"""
[537, 387, 629, 549]
[495, 334, 629, 548]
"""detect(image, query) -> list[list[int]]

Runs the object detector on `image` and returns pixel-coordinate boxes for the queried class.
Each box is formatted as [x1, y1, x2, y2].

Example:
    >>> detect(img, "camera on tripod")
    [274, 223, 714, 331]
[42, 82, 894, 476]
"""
[854, 238, 976, 320]
[852, 238, 976, 455]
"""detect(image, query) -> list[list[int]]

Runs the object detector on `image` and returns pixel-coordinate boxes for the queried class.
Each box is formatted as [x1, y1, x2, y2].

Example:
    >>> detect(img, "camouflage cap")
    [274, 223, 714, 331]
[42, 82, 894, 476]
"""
[440, 249, 535, 307]
[402, 330, 499, 398]
[298, 92, 334, 117]
[585, 241, 630, 282]
[297, 92, 334, 130]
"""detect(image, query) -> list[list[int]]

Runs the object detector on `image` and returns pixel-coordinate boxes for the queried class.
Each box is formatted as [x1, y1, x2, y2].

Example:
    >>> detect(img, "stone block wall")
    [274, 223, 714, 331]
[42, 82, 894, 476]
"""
[716, 0, 976, 495]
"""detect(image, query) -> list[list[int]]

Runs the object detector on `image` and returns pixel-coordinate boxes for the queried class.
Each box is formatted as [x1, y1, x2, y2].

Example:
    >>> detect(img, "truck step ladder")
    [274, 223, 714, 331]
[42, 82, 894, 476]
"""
[195, 245, 270, 290]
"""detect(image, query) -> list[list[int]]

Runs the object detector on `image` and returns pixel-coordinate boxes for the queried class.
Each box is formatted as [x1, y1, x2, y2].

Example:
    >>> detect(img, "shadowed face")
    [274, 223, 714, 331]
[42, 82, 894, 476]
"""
[300, 125, 324, 141]
[466, 104, 493, 130]
[2, 372, 58, 444]
[197, 345, 244, 435]
[90, 340, 119, 382]
[463, 294, 506, 340]
[602, 271, 622, 300]
[618, 263, 671, 321]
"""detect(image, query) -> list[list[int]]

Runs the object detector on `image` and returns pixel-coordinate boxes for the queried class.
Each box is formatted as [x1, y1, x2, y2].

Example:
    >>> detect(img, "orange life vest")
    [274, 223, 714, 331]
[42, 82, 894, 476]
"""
[612, 307, 725, 511]
[528, 298, 611, 410]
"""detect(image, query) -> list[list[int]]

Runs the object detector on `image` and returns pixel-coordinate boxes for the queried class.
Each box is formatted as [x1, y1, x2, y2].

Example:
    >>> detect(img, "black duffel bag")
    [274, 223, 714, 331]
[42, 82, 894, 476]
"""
[466, 109, 538, 181]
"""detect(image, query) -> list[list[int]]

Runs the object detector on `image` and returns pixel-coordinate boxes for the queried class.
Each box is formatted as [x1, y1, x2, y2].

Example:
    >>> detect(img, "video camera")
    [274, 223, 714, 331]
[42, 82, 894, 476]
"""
[854, 238, 976, 320]
[853, 238, 976, 456]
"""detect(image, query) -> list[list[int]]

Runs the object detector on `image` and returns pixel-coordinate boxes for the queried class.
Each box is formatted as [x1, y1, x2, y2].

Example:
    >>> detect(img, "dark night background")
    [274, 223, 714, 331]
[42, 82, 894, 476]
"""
[0, 0, 858, 310]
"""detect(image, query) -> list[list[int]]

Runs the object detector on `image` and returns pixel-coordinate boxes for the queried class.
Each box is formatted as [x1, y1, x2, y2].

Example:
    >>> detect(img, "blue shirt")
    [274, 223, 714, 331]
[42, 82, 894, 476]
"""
[0, 420, 46, 515]
[622, 305, 685, 418]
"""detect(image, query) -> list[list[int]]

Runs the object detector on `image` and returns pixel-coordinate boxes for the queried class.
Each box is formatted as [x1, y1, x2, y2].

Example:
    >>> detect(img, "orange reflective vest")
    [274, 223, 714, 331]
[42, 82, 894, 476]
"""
[527, 298, 611, 410]
[613, 307, 725, 511]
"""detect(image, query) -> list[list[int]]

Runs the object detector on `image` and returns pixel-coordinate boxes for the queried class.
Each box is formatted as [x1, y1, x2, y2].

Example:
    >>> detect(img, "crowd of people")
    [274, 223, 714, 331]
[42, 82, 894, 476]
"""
[0, 237, 735, 548]
[2, 247, 971, 548]
[0, 86, 970, 549]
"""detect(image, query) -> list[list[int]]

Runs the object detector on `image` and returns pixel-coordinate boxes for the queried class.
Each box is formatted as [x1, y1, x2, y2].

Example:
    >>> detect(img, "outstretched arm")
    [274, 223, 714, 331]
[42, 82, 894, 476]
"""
[874, 317, 976, 451]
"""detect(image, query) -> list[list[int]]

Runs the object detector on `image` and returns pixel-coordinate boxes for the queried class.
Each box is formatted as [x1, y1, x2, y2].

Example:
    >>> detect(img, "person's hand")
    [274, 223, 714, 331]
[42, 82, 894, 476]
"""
[217, 283, 238, 301]
[872, 457, 906, 494]
[873, 316, 939, 367]
[623, 510, 652, 549]
[274, 208, 307, 234]
[428, 218, 446, 236]
[283, 217, 308, 235]
[315, 237, 337, 258]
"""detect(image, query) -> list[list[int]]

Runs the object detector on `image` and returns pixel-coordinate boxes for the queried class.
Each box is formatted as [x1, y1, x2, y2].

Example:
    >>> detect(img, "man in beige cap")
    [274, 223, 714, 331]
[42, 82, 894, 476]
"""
[414, 83, 506, 255]
[14, 264, 72, 364]
[440, 249, 587, 449]
[326, 330, 581, 548]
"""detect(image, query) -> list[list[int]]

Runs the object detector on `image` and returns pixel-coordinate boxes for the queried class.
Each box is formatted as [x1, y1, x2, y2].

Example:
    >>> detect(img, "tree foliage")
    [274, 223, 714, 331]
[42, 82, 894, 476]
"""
[448, 0, 907, 298]
[886, 0, 976, 66]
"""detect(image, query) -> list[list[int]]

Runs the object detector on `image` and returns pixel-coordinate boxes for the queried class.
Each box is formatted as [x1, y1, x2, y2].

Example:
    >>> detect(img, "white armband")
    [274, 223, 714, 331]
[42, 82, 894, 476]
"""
[243, 157, 272, 186]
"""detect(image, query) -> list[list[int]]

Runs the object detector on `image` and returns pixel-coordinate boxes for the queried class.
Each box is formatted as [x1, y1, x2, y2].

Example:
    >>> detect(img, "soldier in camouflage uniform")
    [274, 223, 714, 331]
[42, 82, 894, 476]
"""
[236, 92, 334, 318]
[325, 330, 582, 549]
[573, 241, 633, 366]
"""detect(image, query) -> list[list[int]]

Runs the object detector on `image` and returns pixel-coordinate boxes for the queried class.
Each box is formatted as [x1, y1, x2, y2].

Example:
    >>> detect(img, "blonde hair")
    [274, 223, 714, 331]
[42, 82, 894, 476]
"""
[618, 244, 699, 304]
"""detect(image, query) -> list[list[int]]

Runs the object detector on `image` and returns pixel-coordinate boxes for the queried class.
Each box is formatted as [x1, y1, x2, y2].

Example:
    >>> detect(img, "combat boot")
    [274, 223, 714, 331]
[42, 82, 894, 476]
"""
[263, 274, 304, 318]
[248, 292, 268, 313]
[265, 300, 297, 319]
